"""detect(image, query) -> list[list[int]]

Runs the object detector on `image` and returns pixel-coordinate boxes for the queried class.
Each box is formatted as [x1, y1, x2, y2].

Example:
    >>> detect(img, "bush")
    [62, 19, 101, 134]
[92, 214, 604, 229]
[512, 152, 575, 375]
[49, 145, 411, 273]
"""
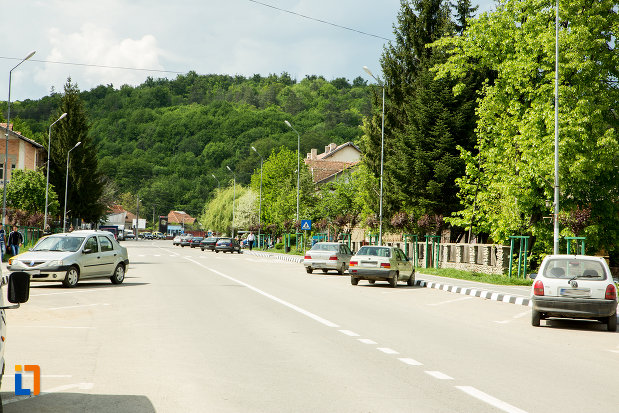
[275, 242, 284, 249]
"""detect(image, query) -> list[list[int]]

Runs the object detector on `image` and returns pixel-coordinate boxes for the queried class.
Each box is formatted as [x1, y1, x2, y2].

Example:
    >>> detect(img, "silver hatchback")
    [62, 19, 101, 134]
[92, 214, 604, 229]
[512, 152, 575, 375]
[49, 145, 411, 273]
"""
[8, 230, 130, 288]
[303, 242, 353, 274]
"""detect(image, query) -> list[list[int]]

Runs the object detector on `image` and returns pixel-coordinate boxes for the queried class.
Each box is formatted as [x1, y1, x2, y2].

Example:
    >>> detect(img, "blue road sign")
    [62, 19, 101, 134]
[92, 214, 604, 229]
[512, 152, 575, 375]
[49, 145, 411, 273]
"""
[301, 219, 312, 230]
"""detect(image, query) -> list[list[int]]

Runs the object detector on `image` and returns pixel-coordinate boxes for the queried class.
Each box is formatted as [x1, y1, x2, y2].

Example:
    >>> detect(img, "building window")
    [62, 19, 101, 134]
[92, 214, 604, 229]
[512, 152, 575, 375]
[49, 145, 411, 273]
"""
[0, 164, 3, 180]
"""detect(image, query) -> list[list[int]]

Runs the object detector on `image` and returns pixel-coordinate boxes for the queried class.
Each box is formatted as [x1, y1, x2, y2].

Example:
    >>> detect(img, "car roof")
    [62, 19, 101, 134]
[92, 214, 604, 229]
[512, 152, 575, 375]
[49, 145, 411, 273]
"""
[53, 230, 114, 237]
[542, 254, 606, 262]
[313, 242, 345, 245]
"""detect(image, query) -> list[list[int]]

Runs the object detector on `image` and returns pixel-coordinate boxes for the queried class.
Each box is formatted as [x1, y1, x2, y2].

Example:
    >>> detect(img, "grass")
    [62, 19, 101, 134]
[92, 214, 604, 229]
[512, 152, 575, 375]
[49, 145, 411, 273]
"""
[254, 246, 305, 256]
[416, 266, 534, 286]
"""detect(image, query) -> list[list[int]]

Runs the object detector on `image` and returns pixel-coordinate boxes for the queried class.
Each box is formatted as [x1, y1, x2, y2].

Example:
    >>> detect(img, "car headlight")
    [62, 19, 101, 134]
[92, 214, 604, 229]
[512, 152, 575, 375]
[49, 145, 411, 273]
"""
[47, 260, 63, 267]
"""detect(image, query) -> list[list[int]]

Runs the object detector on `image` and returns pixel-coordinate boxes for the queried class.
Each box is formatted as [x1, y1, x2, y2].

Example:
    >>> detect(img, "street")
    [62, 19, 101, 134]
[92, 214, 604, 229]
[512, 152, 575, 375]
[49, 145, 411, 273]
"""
[2, 240, 618, 412]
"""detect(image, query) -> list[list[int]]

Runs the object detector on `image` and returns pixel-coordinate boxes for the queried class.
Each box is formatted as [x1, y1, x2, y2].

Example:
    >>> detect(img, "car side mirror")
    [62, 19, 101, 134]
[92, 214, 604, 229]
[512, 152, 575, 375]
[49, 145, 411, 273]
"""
[8, 272, 30, 304]
[83, 248, 92, 254]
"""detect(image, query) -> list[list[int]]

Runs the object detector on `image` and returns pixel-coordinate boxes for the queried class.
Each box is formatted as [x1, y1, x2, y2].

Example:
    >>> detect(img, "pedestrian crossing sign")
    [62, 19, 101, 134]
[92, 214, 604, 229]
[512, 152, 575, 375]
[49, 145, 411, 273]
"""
[301, 220, 311, 231]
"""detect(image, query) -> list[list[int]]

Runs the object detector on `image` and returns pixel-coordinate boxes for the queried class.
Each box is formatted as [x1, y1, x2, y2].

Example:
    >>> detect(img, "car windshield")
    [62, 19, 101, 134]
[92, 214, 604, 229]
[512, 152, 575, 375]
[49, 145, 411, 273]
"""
[310, 244, 338, 252]
[32, 236, 85, 252]
[357, 246, 391, 258]
[543, 258, 606, 280]
[218, 238, 232, 243]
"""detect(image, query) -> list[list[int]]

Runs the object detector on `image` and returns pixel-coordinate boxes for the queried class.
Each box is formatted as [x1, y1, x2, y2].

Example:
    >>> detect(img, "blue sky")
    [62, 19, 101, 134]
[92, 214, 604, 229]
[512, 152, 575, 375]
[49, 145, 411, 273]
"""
[2, 0, 497, 101]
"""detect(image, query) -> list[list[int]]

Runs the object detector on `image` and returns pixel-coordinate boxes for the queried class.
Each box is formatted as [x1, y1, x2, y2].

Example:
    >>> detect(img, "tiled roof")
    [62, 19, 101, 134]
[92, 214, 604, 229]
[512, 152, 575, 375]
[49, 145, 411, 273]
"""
[316, 142, 361, 160]
[0, 123, 44, 148]
[305, 159, 359, 183]
[168, 210, 196, 224]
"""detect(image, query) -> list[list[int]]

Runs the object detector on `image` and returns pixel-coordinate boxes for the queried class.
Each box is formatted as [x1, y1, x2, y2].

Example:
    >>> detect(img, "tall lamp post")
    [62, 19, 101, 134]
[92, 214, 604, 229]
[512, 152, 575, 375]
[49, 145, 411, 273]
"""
[363, 66, 385, 246]
[211, 174, 220, 191]
[44, 112, 67, 229]
[63, 141, 81, 232]
[251, 146, 264, 244]
[3, 50, 36, 227]
[226, 165, 236, 238]
[553, 0, 560, 254]
[284, 120, 300, 223]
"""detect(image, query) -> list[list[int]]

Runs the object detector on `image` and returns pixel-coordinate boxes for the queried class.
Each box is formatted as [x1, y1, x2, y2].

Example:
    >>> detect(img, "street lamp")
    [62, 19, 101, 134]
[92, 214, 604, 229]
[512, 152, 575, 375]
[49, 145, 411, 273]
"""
[44, 112, 67, 229]
[226, 165, 236, 238]
[211, 174, 220, 190]
[284, 120, 300, 223]
[3, 50, 36, 227]
[553, 0, 560, 254]
[63, 141, 81, 232]
[252, 146, 264, 244]
[363, 66, 385, 246]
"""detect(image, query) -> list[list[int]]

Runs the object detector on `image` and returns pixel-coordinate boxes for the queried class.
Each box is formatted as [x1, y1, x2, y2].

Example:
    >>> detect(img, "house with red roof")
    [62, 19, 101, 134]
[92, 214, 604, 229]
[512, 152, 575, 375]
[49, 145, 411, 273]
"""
[304, 142, 361, 184]
[0, 123, 44, 185]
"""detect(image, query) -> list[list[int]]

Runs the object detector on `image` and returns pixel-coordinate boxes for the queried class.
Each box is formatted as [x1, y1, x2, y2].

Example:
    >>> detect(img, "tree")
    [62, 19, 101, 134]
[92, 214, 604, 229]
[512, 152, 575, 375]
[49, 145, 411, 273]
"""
[6, 169, 59, 215]
[433, 0, 618, 261]
[199, 185, 249, 235]
[49, 78, 106, 224]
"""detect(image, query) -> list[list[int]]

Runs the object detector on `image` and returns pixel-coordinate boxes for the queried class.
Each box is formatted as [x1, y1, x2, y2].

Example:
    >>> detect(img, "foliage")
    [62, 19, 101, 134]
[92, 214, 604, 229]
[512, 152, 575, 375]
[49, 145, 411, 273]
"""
[6, 169, 59, 215]
[199, 185, 249, 235]
[418, 266, 533, 286]
[433, 0, 618, 261]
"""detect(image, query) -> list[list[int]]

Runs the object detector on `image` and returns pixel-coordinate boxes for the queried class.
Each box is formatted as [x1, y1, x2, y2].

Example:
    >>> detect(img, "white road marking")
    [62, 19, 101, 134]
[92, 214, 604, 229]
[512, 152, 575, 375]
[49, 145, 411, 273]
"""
[31, 288, 115, 297]
[20, 326, 95, 329]
[428, 296, 474, 306]
[358, 338, 377, 345]
[398, 358, 423, 366]
[456, 386, 528, 413]
[425, 371, 453, 380]
[49, 303, 108, 311]
[184, 257, 339, 328]
[495, 310, 531, 324]
[2, 383, 94, 405]
[377, 347, 399, 354]
[339, 329, 359, 337]
[3, 374, 72, 378]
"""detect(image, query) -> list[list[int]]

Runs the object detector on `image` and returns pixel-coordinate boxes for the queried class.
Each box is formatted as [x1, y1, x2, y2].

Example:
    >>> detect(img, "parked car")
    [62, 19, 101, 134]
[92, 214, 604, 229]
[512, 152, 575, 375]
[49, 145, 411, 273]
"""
[531, 255, 617, 331]
[189, 237, 204, 248]
[173, 235, 181, 245]
[215, 238, 242, 253]
[303, 242, 353, 274]
[349, 245, 414, 287]
[179, 234, 193, 247]
[200, 237, 220, 251]
[124, 231, 135, 240]
[7, 230, 130, 288]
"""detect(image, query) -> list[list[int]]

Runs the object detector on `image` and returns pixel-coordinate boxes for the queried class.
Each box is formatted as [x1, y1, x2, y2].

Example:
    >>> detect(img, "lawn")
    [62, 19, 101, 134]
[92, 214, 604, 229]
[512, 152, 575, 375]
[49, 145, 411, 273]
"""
[415, 266, 534, 286]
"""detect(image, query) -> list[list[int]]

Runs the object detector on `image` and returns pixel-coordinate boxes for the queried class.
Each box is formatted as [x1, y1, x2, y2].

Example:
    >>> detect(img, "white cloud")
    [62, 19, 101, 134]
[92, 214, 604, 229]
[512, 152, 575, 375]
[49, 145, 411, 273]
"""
[34, 23, 164, 92]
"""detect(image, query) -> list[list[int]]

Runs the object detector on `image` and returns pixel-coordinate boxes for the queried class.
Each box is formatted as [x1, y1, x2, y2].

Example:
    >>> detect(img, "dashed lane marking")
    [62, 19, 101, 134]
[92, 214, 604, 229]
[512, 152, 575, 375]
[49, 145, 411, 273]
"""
[339, 330, 359, 337]
[425, 371, 453, 380]
[456, 386, 528, 413]
[49, 303, 110, 311]
[398, 358, 423, 366]
[358, 338, 377, 345]
[377, 347, 399, 355]
[427, 296, 474, 306]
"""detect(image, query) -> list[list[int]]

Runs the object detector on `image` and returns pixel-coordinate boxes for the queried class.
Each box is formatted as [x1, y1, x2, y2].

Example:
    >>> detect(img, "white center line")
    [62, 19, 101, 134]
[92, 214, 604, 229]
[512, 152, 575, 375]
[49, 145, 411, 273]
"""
[398, 358, 423, 366]
[377, 347, 399, 355]
[428, 296, 474, 306]
[20, 326, 95, 329]
[31, 288, 115, 297]
[49, 303, 109, 311]
[358, 338, 377, 345]
[456, 386, 528, 413]
[495, 310, 531, 324]
[425, 371, 453, 380]
[339, 330, 359, 337]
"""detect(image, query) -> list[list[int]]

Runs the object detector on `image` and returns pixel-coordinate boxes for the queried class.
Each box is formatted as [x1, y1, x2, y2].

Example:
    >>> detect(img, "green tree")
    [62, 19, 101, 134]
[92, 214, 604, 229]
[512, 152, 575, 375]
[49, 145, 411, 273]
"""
[199, 185, 249, 235]
[6, 169, 59, 215]
[433, 0, 618, 260]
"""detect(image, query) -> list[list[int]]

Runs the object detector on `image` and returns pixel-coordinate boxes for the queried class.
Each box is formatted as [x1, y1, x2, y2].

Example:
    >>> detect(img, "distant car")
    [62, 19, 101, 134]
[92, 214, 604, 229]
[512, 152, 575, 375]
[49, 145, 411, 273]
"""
[200, 237, 220, 251]
[531, 255, 617, 331]
[303, 242, 353, 274]
[124, 232, 135, 240]
[189, 237, 204, 248]
[173, 235, 181, 245]
[179, 234, 193, 247]
[215, 238, 241, 254]
[7, 230, 129, 288]
[349, 245, 414, 287]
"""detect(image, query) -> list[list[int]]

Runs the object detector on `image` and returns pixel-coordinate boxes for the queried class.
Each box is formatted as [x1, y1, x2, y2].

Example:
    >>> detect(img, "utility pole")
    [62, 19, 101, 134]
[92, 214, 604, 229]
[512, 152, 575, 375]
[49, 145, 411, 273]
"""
[136, 196, 140, 239]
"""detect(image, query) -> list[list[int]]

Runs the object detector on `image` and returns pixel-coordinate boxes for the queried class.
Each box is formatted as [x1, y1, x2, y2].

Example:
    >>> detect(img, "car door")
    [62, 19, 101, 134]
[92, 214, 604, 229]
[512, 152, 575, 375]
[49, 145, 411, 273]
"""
[396, 248, 412, 277]
[97, 235, 117, 276]
[80, 236, 101, 277]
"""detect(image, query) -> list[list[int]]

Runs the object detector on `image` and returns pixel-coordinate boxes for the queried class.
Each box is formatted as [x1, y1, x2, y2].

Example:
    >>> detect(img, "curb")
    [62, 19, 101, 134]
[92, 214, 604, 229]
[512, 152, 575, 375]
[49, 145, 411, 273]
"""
[414, 279, 531, 307]
[244, 250, 304, 264]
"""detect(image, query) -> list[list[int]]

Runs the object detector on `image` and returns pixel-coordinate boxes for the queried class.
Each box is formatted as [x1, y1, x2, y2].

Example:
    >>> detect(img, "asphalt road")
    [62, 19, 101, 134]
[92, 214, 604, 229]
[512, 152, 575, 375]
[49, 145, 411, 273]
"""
[1, 240, 618, 412]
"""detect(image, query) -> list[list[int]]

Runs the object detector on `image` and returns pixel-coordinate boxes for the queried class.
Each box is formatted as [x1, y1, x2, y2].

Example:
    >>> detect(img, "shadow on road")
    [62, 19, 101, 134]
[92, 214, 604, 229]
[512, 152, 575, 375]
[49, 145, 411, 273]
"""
[3, 392, 156, 413]
[543, 318, 617, 333]
[30, 280, 150, 290]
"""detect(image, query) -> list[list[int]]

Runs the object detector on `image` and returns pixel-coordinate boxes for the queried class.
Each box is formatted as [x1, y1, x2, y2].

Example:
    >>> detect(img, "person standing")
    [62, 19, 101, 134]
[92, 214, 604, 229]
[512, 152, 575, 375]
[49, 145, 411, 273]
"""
[0, 227, 5, 262]
[247, 232, 256, 251]
[8, 226, 23, 256]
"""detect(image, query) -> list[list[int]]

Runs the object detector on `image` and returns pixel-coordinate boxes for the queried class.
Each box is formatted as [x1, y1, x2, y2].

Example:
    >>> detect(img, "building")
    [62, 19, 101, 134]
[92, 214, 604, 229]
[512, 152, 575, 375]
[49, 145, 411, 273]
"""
[0, 123, 45, 185]
[304, 142, 361, 184]
[167, 210, 196, 234]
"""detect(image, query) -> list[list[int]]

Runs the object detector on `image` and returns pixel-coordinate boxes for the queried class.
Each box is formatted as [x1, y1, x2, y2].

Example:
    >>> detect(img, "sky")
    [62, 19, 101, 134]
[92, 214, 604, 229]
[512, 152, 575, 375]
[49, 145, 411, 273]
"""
[2, 0, 497, 102]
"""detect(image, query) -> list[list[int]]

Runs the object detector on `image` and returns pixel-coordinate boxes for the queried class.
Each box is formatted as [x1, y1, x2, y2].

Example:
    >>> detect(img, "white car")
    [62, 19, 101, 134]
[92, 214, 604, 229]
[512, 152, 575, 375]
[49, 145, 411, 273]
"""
[531, 255, 617, 331]
[8, 230, 129, 288]
[349, 245, 415, 287]
[303, 242, 353, 274]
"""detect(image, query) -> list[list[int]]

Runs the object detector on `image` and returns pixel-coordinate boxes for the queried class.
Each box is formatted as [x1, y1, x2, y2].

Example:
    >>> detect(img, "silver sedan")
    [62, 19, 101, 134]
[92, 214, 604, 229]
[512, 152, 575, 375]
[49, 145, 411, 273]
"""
[303, 242, 353, 274]
[349, 245, 414, 287]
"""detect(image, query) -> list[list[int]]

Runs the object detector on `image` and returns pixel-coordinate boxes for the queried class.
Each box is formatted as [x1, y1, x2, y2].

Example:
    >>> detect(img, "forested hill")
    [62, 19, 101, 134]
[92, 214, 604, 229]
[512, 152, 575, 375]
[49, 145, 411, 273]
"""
[8, 71, 373, 216]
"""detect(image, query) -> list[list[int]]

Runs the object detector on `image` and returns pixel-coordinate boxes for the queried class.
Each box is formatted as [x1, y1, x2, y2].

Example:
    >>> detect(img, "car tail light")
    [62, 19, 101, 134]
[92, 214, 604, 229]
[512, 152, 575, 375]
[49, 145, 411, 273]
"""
[349, 261, 357, 267]
[304, 255, 311, 260]
[380, 263, 391, 268]
[605, 284, 617, 300]
[329, 255, 338, 261]
[533, 280, 544, 296]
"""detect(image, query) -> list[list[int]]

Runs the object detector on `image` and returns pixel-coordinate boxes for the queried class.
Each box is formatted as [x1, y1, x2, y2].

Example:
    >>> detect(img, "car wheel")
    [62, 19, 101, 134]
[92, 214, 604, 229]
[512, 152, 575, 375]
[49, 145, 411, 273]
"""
[336, 264, 344, 275]
[351, 277, 359, 285]
[306, 267, 313, 274]
[607, 313, 617, 332]
[322, 269, 328, 274]
[201, 247, 204, 251]
[531, 310, 541, 327]
[368, 280, 375, 284]
[111, 264, 125, 285]
[389, 272, 398, 288]
[407, 274, 415, 286]
[62, 266, 80, 288]
[215, 250, 219, 253]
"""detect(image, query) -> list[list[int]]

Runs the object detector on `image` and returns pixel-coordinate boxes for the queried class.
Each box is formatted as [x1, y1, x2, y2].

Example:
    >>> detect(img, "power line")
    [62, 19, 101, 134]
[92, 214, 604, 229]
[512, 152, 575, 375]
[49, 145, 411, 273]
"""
[247, 0, 391, 42]
[0, 56, 183, 75]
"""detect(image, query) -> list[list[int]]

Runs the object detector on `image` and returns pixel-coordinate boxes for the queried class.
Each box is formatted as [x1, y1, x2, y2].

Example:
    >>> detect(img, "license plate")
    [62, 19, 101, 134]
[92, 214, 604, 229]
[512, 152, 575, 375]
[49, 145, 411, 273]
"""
[313, 263, 324, 268]
[559, 288, 591, 298]
[361, 262, 376, 267]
